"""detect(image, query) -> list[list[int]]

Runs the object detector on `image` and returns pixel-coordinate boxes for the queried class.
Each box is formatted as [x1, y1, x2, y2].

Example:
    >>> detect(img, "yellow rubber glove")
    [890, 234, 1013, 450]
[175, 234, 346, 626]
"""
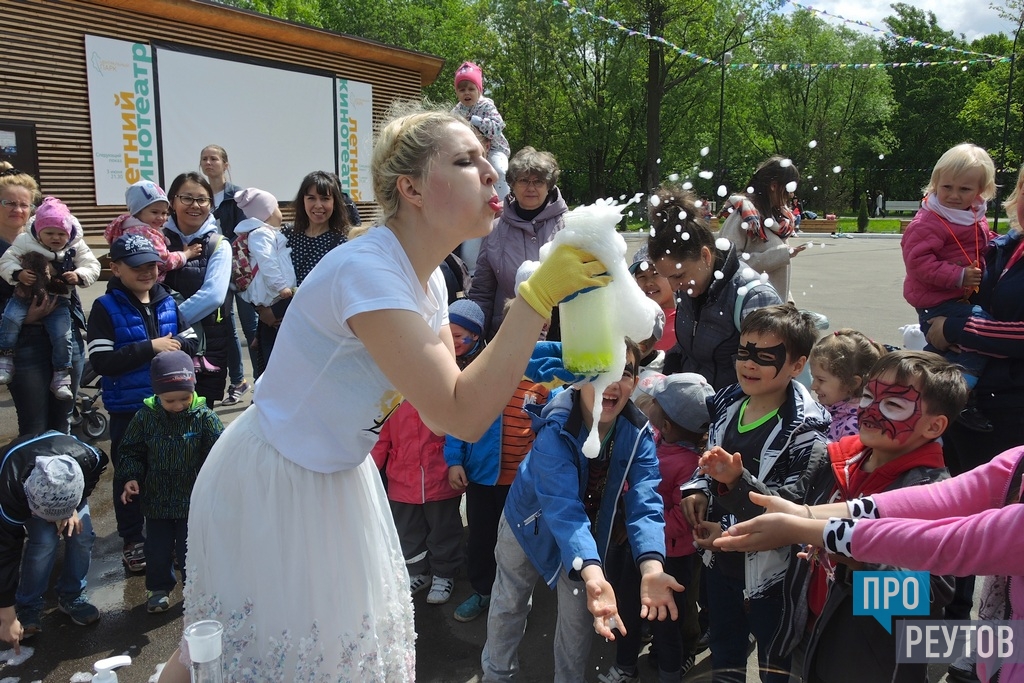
[518, 245, 612, 319]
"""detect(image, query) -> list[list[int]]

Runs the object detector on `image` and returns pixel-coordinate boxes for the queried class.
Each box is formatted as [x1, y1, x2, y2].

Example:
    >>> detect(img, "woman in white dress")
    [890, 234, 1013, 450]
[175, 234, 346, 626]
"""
[158, 106, 609, 681]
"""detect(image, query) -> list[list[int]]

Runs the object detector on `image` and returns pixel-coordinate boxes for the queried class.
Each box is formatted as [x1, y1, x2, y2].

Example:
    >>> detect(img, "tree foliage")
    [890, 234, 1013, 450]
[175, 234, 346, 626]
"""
[214, 0, 1020, 212]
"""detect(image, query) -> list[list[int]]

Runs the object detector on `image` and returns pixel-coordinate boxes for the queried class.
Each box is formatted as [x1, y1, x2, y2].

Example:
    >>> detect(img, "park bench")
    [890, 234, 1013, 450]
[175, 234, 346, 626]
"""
[886, 200, 921, 214]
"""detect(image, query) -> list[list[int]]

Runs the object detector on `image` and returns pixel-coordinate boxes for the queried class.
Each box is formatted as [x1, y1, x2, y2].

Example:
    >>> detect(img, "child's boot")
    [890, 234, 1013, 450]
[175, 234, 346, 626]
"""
[50, 368, 74, 401]
[0, 352, 12, 384]
[958, 391, 993, 433]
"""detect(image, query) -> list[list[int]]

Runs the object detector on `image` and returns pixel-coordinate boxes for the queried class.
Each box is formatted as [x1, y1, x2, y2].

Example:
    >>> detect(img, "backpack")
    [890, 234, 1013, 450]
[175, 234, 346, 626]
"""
[231, 232, 259, 292]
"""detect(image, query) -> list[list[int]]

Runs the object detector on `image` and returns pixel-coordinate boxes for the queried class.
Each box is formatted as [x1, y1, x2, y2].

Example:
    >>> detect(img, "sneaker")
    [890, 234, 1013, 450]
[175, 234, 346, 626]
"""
[222, 380, 251, 406]
[16, 605, 42, 639]
[146, 590, 170, 613]
[426, 576, 454, 604]
[122, 541, 146, 573]
[453, 592, 490, 622]
[50, 369, 73, 401]
[679, 653, 696, 677]
[57, 595, 100, 625]
[409, 573, 430, 596]
[695, 628, 710, 654]
[0, 354, 12, 384]
[597, 665, 639, 683]
[947, 654, 979, 683]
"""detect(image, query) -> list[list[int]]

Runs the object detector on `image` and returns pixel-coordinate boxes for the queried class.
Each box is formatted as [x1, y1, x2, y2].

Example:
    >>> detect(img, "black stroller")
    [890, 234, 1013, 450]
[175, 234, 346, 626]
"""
[72, 359, 107, 441]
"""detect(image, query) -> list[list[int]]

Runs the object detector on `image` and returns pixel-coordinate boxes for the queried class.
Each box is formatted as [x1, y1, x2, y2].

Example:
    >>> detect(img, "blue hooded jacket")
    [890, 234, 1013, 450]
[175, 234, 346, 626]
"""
[502, 388, 666, 588]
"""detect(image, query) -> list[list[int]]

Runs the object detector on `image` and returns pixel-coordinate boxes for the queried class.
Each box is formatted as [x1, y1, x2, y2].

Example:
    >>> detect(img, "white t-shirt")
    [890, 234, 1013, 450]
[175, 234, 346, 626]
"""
[254, 226, 449, 473]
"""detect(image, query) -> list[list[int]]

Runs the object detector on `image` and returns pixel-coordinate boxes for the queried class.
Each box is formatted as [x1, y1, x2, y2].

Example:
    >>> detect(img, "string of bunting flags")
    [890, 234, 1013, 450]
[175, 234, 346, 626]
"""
[547, 0, 1011, 70]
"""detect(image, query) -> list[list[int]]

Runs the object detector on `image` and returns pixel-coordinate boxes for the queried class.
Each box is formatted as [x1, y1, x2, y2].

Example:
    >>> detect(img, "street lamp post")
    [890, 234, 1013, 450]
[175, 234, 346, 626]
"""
[994, 8, 1024, 233]
[716, 13, 746, 185]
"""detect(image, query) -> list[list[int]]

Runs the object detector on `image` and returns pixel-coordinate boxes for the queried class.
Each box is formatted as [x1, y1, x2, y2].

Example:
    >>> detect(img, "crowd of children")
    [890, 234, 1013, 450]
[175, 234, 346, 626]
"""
[2, 84, 1022, 683]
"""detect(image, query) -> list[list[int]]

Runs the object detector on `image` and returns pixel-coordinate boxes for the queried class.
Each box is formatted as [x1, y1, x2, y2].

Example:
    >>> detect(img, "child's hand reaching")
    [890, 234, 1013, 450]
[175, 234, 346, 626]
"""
[581, 565, 621, 640]
[62, 271, 80, 286]
[17, 270, 36, 286]
[184, 243, 203, 260]
[699, 446, 743, 488]
[692, 520, 724, 550]
[121, 480, 140, 504]
[279, 288, 293, 300]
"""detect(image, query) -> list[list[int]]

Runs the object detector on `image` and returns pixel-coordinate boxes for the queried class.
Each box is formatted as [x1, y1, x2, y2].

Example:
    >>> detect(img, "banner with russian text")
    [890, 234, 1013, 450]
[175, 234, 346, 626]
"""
[336, 79, 374, 202]
[85, 35, 160, 205]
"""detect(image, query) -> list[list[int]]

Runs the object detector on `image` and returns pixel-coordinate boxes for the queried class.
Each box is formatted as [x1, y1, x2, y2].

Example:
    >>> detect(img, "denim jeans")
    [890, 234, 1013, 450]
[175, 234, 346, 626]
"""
[0, 296, 72, 369]
[108, 411, 146, 544]
[15, 502, 94, 610]
[9, 325, 82, 436]
[145, 517, 188, 593]
[226, 292, 259, 384]
[705, 566, 791, 683]
[918, 300, 990, 379]
[481, 515, 593, 682]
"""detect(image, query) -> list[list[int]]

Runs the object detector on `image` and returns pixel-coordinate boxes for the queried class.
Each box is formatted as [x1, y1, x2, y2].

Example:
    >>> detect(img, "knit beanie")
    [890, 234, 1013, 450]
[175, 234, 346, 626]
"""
[24, 455, 85, 522]
[448, 299, 485, 338]
[150, 350, 196, 395]
[234, 188, 278, 223]
[125, 180, 169, 216]
[454, 61, 484, 92]
[33, 197, 74, 238]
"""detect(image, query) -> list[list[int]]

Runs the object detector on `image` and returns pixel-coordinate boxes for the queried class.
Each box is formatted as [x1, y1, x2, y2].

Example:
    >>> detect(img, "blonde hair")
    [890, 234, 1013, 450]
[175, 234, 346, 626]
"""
[924, 143, 997, 200]
[1003, 166, 1024, 230]
[0, 170, 41, 204]
[809, 328, 887, 398]
[372, 103, 470, 220]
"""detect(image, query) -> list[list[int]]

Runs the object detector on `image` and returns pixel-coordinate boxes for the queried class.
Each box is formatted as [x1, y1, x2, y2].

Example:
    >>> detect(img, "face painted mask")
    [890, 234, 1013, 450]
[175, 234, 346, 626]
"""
[736, 341, 787, 377]
[858, 379, 922, 444]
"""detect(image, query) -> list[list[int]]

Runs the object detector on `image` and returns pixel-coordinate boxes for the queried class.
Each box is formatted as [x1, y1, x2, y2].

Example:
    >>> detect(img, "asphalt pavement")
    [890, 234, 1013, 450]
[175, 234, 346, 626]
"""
[0, 234, 956, 682]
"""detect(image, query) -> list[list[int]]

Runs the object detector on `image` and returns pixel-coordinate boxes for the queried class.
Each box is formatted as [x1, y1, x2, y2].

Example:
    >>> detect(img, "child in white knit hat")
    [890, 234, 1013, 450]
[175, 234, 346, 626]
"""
[231, 188, 296, 308]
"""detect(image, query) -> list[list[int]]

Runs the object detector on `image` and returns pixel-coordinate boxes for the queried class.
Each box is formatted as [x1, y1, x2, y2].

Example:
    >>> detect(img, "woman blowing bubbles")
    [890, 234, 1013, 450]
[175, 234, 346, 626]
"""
[158, 105, 610, 681]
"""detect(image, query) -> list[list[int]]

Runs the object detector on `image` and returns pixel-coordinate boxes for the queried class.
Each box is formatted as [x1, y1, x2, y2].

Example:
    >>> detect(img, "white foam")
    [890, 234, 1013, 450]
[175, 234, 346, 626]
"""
[572, 556, 584, 571]
[545, 199, 660, 458]
[668, 173, 680, 181]
[0, 645, 33, 666]
[780, 158, 792, 168]
[808, 140, 817, 148]
[715, 237, 731, 251]
[698, 171, 713, 179]
[833, 166, 842, 174]
[716, 185, 728, 197]
[700, 146, 710, 157]
[785, 181, 797, 193]
[682, 182, 693, 190]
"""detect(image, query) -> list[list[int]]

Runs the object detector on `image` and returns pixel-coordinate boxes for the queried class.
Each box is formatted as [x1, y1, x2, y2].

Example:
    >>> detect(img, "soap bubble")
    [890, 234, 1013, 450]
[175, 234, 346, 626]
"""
[687, 288, 693, 295]
[675, 224, 683, 233]
[698, 171, 714, 179]
[759, 272, 769, 284]
[785, 181, 797, 193]
[700, 146, 710, 157]
[717, 185, 728, 197]
[657, 158, 662, 164]
[572, 557, 583, 571]
[737, 286, 748, 296]
[780, 158, 792, 168]
[714, 270, 724, 280]
[694, 200, 704, 208]
[742, 252, 751, 260]
[833, 166, 842, 174]
[808, 140, 817, 148]
[681, 232, 690, 240]
[879, 154, 885, 160]
[747, 186, 755, 194]
[813, 186, 819, 191]
[668, 173, 680, 181]
[649, 227, 657, 237]
[650, 195, 661, 207]
[682, 181, 693, 190]
[764, 217, 775, 228]
[715, 237, 732, 251]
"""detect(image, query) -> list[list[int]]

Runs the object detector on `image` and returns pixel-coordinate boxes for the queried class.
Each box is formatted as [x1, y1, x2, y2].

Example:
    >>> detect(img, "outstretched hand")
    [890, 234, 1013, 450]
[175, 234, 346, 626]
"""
[582, 566, 621, 640]
[714, 512, 826, 553]
[639, 561, 684, 621]
[699, 446, 743, 488]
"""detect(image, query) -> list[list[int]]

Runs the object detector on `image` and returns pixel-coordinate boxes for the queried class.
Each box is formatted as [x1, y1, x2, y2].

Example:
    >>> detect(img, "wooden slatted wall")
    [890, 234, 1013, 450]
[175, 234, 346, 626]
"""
[0, 0, 443, 239]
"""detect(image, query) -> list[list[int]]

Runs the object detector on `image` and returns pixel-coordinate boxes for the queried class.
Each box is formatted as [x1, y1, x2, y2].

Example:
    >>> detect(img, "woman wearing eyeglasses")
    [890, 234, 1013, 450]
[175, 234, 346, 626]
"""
[0, 169, 86, 435]
[468, 146, 567, 338]
[162, 172, 232, 405]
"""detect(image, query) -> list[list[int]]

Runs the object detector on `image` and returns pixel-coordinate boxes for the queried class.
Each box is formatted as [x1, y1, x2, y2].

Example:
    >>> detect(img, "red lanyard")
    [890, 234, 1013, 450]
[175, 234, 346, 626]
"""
[927, 207, 981, 267]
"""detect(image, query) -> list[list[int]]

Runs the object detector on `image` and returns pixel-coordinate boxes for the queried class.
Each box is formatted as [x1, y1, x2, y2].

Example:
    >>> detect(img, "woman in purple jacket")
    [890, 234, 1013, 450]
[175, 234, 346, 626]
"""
[468, 147, 567, 338]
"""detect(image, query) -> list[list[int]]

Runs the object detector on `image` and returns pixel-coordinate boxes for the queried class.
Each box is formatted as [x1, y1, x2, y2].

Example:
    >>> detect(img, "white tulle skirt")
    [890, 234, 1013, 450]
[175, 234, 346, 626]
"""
[183, 408, 416, 681]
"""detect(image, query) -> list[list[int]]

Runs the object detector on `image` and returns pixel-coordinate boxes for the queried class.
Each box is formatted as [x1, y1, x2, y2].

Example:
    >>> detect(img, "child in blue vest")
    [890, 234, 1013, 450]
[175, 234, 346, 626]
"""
[86, 235, 197, 574]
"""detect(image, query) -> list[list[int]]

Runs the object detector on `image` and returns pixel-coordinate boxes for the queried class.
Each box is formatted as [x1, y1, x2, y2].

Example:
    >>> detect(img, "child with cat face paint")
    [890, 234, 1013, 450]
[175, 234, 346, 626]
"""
[680, 303, 830, 682]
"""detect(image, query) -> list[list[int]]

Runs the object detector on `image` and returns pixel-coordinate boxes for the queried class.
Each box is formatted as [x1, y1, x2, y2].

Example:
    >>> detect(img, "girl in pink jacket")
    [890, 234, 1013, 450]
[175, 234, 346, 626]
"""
[901, 143, 997, 431]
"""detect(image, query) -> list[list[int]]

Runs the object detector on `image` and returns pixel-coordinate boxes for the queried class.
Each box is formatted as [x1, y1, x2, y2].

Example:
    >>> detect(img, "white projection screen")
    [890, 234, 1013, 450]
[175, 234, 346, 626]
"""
[154, 44, 336, 202]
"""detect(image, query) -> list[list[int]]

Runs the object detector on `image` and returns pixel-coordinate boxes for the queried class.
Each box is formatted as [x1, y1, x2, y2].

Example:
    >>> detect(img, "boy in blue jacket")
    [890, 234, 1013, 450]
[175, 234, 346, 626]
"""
[481, 339, 683, 683]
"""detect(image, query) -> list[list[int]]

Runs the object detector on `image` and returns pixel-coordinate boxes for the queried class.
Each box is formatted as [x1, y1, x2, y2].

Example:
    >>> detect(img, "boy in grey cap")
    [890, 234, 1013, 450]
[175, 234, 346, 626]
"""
[0, 431, 108, 650]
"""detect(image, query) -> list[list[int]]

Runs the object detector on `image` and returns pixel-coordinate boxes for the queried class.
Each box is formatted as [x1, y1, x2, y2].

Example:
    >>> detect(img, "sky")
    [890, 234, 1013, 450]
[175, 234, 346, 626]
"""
[796, 0, 1018, 43]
